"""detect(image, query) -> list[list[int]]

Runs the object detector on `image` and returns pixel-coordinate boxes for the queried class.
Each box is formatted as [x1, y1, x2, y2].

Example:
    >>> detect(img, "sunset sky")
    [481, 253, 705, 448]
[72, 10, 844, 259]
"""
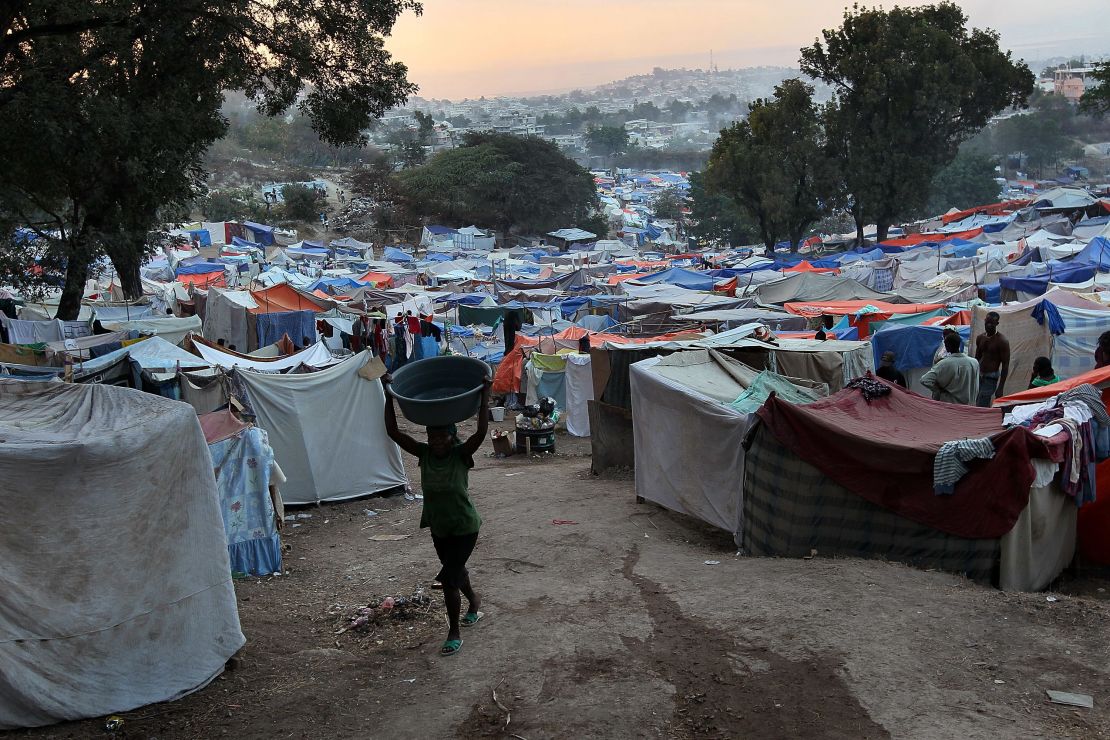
[386, 0, 1109, 100]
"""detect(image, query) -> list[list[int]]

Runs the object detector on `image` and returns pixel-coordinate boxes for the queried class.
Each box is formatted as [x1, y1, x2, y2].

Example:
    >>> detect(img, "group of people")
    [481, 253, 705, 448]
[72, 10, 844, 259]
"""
[875, 312, 1013, 407]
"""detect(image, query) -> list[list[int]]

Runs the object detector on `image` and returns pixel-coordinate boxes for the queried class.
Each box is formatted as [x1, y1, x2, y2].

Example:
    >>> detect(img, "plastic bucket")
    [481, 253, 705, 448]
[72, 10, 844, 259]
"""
[389, 356, 491, 427]
[490, 406, 506, 422]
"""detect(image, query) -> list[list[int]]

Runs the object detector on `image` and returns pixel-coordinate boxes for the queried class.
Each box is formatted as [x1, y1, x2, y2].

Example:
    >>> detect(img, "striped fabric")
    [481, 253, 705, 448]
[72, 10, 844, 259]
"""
[742, 424, 1000, 584]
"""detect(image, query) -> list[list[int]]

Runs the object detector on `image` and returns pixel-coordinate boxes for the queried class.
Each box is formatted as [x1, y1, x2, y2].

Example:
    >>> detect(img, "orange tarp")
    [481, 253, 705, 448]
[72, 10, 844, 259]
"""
[881, 228, 984, 247]
[940, 199, 1031, 225]
[357, 271, 396, 288]
[608, 272, 649, 285]
[176, 272, 226, 289]
[248, 283, 329, 314]
[782, 260, 839, 275]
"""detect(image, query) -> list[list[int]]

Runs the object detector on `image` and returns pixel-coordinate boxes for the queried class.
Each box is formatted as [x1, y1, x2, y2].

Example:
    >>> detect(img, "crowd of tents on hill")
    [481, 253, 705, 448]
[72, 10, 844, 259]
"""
[4, 177, 1110, 728]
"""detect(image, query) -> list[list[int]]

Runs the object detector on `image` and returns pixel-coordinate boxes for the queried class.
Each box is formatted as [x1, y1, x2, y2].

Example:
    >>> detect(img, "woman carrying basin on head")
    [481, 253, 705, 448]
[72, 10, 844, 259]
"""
[381, 372, 491, 657]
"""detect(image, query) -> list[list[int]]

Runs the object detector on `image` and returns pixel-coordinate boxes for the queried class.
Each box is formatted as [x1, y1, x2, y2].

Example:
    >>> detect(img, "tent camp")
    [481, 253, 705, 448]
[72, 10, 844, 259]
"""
[741, 379, 1076, 590]
[235, 353, 406, 504]
[0, 381, 244, 728]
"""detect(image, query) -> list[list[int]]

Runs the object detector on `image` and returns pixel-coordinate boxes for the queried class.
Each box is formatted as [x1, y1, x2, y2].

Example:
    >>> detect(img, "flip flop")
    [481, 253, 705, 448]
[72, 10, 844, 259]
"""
[461, 610, 484, 626]
[441, 638, 463, 656]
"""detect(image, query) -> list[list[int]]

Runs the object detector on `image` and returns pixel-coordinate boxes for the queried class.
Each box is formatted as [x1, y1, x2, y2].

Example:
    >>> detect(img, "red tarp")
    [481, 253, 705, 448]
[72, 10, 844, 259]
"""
[941, 199, 1031, 225]
[783, 300, 945, 337]
[756, 378, 1049, 539]
[177, 271, 226, 289]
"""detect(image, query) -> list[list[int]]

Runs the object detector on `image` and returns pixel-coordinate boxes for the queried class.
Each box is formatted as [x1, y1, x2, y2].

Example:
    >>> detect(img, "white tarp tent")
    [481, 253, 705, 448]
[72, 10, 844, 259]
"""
[630, 351, 755, 543]
[237, 352, 407, 504]
[101, 315, 202, 346]
[0, 381, 244, 729]
[192, 338, 338, 371]
[564, 354, 594, 437]
[203, 287, 258, 351]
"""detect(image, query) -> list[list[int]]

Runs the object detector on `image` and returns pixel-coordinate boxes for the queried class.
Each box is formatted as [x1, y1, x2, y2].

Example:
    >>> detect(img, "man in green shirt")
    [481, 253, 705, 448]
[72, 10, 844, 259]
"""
[383, 373, 491, 657]
[921, 331, 980, 405]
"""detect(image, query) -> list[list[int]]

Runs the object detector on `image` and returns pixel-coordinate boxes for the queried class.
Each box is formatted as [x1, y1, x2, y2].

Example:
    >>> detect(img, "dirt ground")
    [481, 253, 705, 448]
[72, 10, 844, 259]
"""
[15, 417, 1110, 740]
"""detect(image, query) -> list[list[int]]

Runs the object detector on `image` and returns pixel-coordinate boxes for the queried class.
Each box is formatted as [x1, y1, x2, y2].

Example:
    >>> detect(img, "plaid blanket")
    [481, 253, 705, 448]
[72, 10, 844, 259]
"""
[742, 424, 1000, 584]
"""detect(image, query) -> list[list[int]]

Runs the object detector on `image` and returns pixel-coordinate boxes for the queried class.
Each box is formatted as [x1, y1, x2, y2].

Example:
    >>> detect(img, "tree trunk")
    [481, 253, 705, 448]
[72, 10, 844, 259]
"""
[104, 237, 144, 300]
[56, 237, 92, 321]
[853, 207, 865, 247]
[876, 222, 890, 243]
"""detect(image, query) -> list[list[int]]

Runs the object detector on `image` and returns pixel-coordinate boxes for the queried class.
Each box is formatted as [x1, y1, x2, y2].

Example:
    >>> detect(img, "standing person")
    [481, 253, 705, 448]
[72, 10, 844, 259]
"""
[933, 327, 961, 365]
[1096, 331, 1110, 369]
[391, 313, 409, 370]
[814, 314, 835, 341]
[1029, 356, 1061, 388]
[921, 332, 980, 405]
[381, 374, 491, 657]
[974, 311, 1010, 407]
[875, 350, 907, 387]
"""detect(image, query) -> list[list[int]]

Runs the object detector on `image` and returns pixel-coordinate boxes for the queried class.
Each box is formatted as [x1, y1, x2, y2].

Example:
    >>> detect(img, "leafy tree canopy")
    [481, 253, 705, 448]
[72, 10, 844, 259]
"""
[394, 133, 599, 236]
[687, 171, 757, 247]
[922, 152, 1001, 217]
[800, 2, 1032, 242]
[585, 125, 630, 156]
[1080, 63, 1110, 117]
[703, 79, 838, 250]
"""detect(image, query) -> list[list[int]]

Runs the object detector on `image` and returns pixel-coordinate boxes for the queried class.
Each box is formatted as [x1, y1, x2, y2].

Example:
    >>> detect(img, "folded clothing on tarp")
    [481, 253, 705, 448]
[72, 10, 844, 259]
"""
[755, 379, 1050, 539]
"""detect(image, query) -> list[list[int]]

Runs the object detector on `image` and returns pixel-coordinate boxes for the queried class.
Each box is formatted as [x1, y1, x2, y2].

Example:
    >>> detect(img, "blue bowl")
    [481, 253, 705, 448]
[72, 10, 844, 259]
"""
[388, 355, 491, 426]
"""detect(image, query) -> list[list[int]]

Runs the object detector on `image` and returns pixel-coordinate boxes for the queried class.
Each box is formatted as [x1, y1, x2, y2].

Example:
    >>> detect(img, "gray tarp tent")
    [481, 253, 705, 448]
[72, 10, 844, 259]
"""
[237, 352, 407, 504]
[0, 381, 244, 728]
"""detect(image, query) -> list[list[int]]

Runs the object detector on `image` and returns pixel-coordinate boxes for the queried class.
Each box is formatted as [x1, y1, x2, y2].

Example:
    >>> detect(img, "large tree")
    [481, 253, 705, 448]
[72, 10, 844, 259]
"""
[922, 152, 1001, 216]
[702, 79, 837, 250]
[1, 0, 419, 318]
[1080, 63, 1110, 117]
[395, 133, 599, 238]
[686, 171, 757, 247]
[800, 2, 1032, 243]
[585, 125, 630, 156]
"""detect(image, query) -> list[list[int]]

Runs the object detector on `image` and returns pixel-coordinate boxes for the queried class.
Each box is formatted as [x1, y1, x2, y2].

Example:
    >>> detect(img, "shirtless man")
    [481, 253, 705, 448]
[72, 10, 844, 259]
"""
[974, 311, 1010, 407]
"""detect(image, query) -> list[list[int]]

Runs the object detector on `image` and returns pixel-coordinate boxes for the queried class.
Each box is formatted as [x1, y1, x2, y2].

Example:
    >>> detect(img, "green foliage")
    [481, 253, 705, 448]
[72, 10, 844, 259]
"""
[394, 133, 599, 235]
[703, 79, 838, 250]
[0, 0, 419, 317]
[203, 188, 270, 222]
[280, 185, 326, 223]
[414, 110, 435, 144]
[446, 114, 472, 128]
[585, 126, 630, 156]
[992, 112, 1075, 177]
[1080, 63, 1110, 117]
[687, 171, 757, 246]
[800, 2, 1033, 241]
[923, 153, 1001, 216]
[652, 190, 686, 222]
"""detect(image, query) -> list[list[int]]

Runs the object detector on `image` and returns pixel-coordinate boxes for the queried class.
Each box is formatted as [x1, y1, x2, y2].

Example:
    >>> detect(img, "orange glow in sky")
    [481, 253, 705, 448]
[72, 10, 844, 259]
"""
[386, 0, 1108, 100]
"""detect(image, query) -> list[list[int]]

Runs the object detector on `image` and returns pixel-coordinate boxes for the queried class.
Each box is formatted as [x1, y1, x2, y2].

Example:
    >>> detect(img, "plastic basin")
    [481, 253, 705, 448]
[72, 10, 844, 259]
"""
[388, 356, 491, 427]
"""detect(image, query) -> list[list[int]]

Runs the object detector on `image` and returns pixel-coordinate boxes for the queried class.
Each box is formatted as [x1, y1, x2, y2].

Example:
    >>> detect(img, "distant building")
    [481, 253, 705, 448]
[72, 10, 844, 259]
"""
[1054, 65, 1099, 103]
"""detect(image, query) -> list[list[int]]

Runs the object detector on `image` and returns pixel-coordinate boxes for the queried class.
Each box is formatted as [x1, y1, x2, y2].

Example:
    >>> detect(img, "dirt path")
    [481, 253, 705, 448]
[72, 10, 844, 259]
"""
[15, 421, 1110, 739]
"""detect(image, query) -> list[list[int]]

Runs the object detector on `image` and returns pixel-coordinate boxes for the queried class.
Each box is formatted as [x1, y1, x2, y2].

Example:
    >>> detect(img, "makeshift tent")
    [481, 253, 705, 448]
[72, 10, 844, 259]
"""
[243, 221, 275, 246]
[752, 272, 901, 307]
[235, 353, 406, 504]
[630, 351, 825, 544]
[746, 380, 1074, 590]
[628, 267, 720, 291]
[0, 381, 244, 728]
[564, 354, 594, 437]
[783, 300, 946, 338]
[202, 288, 258, 351]
[190, 335, 338, 371]
[249, 283, 329, 314]
[101, 315, 202, 347]
[175, 262, 226, 288]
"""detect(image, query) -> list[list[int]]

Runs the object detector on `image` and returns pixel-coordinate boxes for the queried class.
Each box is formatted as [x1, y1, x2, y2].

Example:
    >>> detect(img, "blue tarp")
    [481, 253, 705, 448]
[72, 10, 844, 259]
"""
[306, 277, 364, 293]
[939, 238, 981, 258]
[999, 263, 1098, 297]
[243, 221, 275, 246]
[980, 282, 1001, 303]
[835, 247, 885, 264]
[870, 325, 972, 371]
[633, 267, 718, 291]
[186, 229, 212, 247]
[231, 236, 262, 250]
[1076, 237, 1110, 267]
[255, 310, 316, 347]
[383, 246, 414, 263]
[425, 252, 454, 262]
[175, 261, 226, 276]
[425, 225, 457, 235]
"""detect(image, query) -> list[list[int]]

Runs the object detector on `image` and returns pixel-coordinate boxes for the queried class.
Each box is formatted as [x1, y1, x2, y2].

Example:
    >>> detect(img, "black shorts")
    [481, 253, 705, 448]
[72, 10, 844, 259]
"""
[431, 532, 479, 589]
